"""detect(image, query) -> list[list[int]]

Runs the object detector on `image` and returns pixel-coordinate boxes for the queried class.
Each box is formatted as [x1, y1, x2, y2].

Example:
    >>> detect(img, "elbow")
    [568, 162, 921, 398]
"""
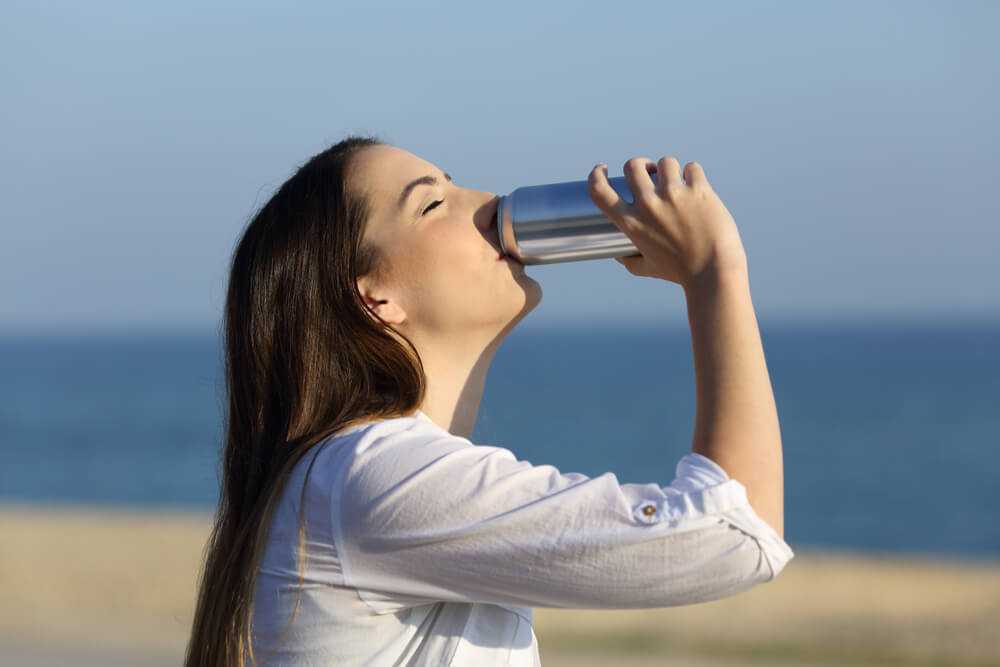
[658, 525, 795, 608]
[748, 530, 794, 585]
[698, 532, 790, 605]
[713, 525, 796, 600]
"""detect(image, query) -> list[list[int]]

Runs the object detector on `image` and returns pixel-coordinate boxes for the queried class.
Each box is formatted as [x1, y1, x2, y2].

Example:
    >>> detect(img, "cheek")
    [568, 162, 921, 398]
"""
[394, 225, 471, 277]
[412, 222, 485, 275]
[393, 225, 498, 321]
[424, 228, 491, 293]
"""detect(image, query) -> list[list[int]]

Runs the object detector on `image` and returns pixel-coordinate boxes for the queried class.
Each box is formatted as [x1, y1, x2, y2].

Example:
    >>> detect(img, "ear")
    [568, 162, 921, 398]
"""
[356, 276, 407, 325]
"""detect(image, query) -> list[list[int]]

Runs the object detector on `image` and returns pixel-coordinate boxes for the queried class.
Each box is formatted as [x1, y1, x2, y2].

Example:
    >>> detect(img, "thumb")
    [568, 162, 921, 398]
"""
[615, 254, 648, 276]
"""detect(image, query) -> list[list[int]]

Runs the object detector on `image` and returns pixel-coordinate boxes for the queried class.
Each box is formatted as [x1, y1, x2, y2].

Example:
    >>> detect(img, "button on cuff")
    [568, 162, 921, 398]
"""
[633, 501, 661, 524]
[631, 480, 749, 526]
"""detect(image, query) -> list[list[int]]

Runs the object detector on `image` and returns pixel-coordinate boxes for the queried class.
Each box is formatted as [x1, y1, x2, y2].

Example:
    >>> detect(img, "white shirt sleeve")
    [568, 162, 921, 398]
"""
[332, 416, 794, 612]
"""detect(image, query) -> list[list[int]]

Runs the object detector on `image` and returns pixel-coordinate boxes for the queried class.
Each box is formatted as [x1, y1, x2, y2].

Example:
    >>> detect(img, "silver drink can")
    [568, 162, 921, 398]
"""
[498, 175, 650, 265]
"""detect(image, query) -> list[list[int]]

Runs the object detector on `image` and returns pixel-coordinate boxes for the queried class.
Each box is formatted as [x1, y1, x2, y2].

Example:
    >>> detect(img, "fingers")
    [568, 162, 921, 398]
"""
[683, 161, 706, 187]
[615, 254, 650, 277]
[588, 163, 629, 221]
[653, 157, 708, 191]
[591, 156, 709, 224]
[656, 156, 683, 193]
[623, 157, 657, 204]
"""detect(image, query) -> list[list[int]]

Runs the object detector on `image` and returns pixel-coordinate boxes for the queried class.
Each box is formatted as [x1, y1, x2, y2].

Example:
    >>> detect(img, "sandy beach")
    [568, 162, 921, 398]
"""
[1, 504, 998, 666]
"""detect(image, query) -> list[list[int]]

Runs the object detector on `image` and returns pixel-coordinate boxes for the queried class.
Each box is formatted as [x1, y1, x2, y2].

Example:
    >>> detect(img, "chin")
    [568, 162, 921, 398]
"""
[525, 279, 543, 312]
[510, 280, 543, 327]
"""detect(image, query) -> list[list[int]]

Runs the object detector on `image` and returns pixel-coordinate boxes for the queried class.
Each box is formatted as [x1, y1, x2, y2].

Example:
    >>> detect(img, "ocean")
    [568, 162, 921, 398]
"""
[1, 324, 997, 560]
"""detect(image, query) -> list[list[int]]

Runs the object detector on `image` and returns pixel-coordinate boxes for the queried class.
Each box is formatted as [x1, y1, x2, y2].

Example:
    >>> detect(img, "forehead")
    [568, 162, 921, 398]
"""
[350, 145, 440, 210]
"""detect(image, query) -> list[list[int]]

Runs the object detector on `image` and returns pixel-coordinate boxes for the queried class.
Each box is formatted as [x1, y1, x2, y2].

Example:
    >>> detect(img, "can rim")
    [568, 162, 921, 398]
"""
[497, 194, 517, 258]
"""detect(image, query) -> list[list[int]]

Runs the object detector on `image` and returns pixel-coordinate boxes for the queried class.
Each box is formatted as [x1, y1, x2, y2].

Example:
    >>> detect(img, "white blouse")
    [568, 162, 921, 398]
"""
[249, 410, 794, 666]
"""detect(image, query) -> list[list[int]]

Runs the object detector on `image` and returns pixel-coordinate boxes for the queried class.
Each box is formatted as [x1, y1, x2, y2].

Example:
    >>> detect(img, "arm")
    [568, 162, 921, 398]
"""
[332, 419, 792, 612]
[686, 262, 785, 537]
[588, 156, 786, 539]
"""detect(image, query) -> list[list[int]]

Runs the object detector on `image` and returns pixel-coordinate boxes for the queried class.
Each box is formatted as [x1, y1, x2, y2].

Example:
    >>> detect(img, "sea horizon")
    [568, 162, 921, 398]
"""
[2, 321, 998, 560]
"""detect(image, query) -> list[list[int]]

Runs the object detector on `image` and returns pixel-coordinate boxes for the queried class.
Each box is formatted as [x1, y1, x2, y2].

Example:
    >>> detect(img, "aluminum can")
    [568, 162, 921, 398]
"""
[498, 175, 651, 265]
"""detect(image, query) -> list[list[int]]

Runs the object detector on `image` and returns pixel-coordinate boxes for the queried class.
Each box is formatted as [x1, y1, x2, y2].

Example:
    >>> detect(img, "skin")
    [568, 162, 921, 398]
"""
[352, 146, 783, 538]
[351, 145, 543, 438]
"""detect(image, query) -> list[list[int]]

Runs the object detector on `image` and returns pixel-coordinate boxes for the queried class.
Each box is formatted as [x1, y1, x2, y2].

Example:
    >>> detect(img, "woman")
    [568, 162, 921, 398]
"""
[185, 136, 793, 666]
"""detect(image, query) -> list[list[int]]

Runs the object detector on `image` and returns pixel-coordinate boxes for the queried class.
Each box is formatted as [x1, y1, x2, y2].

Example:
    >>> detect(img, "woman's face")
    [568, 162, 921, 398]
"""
[351, 145, 542, 342]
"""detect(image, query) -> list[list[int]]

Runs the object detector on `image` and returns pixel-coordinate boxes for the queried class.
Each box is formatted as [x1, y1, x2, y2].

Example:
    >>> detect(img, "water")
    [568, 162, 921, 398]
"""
[1, 324, 997, 559]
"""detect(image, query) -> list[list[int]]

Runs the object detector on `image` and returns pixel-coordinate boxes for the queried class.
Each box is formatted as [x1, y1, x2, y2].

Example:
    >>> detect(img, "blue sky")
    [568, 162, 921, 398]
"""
[2, 0, 997, 333]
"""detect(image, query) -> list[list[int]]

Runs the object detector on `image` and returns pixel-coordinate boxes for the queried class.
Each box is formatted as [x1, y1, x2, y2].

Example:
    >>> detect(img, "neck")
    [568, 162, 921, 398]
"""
[406, 329, 503, 438]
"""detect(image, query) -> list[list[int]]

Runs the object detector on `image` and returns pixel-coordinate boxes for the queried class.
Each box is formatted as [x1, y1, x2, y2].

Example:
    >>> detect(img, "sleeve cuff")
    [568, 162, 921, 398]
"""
[631, 454, 749, 524]
[632, 452, 796, 578]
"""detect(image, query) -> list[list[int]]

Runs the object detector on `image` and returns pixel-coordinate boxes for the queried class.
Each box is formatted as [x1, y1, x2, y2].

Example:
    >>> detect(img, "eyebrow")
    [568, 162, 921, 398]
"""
[398, 172, 452, 211]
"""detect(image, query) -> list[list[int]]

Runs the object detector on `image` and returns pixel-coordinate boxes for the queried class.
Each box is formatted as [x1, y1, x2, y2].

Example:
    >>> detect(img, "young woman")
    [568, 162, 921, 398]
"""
[185, 136, 792, 666]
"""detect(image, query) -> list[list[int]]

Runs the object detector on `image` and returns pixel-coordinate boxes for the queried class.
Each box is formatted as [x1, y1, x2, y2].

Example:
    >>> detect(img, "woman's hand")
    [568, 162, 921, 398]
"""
[588, 157, 747, 287]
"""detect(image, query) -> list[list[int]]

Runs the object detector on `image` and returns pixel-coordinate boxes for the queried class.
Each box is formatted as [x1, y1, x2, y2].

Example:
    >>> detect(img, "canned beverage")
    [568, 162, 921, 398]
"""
[497, 175, 653, 265]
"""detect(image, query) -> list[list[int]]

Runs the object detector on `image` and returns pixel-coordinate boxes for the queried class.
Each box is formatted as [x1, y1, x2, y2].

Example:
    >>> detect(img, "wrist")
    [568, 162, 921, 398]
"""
[683, 250, 749, 299]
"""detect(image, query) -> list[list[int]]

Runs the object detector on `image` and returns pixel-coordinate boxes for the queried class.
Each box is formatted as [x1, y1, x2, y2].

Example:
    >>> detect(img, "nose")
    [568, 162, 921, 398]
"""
[471, 188, 499, 231]
[468, 188, 502, 253]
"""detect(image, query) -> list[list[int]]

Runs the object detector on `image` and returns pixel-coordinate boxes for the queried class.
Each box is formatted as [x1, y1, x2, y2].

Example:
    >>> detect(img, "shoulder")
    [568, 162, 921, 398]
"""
[312, 411, 482, 496]
[326, 412, 586, 529]
[330, 410, 472, 463]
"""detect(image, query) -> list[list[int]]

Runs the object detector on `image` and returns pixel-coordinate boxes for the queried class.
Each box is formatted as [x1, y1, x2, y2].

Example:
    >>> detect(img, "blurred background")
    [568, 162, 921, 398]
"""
[1, 1, 998, 665]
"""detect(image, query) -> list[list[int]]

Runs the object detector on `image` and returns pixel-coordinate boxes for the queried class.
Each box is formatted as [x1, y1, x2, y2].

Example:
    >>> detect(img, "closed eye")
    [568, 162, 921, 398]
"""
[422, 200, 444, 215]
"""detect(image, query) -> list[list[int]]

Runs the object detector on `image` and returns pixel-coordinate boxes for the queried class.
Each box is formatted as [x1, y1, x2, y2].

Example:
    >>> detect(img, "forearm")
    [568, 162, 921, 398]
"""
[684, 261, 785, 537]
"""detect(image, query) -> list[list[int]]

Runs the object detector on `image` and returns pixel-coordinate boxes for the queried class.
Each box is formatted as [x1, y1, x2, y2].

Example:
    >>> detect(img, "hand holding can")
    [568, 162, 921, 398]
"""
[587, 157, 747, 287]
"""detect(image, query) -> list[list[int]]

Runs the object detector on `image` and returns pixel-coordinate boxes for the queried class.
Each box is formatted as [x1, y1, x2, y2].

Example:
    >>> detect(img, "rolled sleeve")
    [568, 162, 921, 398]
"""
[332, 420, 794, 612]
[629, 453, 794, 580]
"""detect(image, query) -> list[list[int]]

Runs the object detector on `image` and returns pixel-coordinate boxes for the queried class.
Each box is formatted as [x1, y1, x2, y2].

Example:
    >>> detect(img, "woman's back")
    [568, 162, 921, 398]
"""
[251, 413, 539, 666]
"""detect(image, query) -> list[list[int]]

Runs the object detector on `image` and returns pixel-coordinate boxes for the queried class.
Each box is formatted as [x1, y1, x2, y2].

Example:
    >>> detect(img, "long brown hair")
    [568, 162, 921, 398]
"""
[185, 136, 426, 666]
